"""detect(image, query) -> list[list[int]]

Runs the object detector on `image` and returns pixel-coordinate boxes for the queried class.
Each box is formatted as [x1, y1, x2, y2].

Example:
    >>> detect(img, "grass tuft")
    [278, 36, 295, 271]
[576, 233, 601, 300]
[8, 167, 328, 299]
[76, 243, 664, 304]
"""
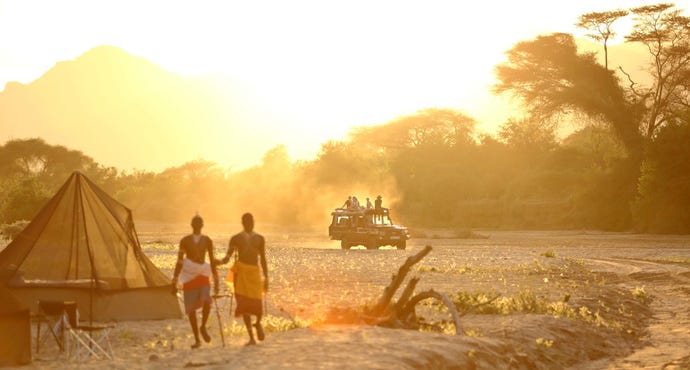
[631, 286, 651, 304]
[541, 250, 556, 258]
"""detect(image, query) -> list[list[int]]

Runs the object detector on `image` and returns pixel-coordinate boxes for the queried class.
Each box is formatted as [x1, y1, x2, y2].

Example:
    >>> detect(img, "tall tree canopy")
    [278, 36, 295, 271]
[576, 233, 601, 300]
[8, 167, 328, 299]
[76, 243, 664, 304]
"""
[576, 9, 629, 69]
[350, 108, 476, 149]
[494, 33, 642, 156]
[624, 3, 690, 138]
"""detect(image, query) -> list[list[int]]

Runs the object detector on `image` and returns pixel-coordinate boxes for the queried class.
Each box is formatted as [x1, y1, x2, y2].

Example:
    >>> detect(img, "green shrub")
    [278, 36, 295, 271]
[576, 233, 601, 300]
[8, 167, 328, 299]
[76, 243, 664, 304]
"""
[0, 220, 30, 240]
[541, 250, 556, 258]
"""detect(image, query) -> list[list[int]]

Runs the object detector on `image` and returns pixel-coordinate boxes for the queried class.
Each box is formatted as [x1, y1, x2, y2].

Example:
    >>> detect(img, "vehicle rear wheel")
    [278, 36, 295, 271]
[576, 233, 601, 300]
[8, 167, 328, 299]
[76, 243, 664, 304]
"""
[397, 240, 406, 250]
[341, 240, 351, 250]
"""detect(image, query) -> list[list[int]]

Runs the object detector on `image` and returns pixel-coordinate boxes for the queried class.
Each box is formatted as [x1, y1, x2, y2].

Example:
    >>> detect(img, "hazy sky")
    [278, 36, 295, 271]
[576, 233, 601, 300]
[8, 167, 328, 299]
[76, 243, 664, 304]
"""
[1, 0, 688, 166]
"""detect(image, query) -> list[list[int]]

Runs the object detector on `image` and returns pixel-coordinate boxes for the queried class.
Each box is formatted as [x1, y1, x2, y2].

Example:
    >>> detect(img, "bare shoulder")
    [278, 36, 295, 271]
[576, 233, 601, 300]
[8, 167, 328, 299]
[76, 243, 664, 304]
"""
[229, 232, 243, 245]
[179, 234, 191, 246]
[254, 233, 266, 249]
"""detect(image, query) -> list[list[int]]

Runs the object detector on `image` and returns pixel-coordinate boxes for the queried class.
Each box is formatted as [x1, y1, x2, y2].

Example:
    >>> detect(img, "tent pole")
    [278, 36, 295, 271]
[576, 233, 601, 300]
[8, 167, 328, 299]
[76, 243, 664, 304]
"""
[76, 175, 94, 335]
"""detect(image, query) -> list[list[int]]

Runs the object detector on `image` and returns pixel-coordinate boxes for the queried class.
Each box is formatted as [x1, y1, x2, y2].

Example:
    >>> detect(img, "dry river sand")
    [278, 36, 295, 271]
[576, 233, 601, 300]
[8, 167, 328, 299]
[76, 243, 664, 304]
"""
[14, 230, 690, 369]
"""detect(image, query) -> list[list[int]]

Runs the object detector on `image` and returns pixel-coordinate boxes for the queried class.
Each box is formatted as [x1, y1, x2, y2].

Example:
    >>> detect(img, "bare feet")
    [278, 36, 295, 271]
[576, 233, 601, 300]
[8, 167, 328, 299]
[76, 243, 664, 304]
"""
[200, 326, 211, 343]
[254, 322, 265, 341]
[245, 339, 256, 346]
[191, 341, 201, 349]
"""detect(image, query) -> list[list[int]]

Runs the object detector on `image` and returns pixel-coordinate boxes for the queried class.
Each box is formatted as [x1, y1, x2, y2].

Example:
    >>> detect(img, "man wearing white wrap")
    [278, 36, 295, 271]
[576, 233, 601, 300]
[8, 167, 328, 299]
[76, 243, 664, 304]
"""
[172, 214, 219, 349]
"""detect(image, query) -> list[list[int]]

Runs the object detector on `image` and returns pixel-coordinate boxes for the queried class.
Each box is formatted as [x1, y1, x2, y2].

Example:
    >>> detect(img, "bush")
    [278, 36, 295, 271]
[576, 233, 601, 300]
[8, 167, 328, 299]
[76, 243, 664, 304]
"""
[0, 177, 50, 224]
[0, 220, 30, 240]
[541, 250, 556, 258]
[633, 123, 690, 233]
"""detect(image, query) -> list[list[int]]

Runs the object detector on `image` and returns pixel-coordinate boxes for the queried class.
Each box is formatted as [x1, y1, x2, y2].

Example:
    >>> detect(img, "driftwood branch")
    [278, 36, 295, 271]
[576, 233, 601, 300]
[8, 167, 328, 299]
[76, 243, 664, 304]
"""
[401, 289, 463, 335]
[332, 245, 465, 335]
[394, 277, 420, 314]
[370, 245, 432, 316]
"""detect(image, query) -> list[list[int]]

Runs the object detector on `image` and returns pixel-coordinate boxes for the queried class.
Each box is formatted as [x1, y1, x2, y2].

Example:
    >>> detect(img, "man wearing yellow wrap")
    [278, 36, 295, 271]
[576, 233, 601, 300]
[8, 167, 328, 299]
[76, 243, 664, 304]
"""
[220, 213, 268, 346]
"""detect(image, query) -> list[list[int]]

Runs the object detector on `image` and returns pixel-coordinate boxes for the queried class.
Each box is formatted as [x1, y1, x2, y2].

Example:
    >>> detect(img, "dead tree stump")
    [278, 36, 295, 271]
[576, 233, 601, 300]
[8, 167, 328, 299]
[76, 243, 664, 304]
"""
[361, 245, 463, 335]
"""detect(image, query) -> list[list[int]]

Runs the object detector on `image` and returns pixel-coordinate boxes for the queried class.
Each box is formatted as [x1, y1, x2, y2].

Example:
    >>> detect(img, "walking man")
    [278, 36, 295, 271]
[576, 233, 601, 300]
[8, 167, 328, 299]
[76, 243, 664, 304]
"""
[172, 214, 219, 349]
[220, 213, 268, 345]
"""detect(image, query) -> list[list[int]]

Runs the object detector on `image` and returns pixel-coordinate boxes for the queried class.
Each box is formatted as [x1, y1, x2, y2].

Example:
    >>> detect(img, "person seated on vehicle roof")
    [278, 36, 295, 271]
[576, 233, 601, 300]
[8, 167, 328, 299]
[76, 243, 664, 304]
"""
[366, 197, 373, 209]
[352, 196, 360, 209]
[342, 196, 352, 209]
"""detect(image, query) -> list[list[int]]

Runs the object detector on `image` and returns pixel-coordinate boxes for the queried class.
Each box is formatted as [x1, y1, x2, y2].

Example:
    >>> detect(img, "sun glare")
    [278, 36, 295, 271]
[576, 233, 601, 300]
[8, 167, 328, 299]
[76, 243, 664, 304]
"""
[2, 0, 687, 169]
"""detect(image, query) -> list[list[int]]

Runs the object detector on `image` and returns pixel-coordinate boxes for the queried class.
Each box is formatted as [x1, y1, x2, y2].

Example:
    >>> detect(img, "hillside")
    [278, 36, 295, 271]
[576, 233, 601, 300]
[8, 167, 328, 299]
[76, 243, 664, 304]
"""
[0, 46, 268, 171]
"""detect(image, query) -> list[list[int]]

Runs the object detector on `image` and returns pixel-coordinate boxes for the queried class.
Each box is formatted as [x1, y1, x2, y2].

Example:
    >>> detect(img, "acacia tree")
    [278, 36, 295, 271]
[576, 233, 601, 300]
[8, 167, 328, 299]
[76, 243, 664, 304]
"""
[576, 10, 629, 70]
[494, 33, 642, 157]
[347, 108, 481, 226]
[350, 108, 476, 149]
[0, 138, 113, 202]
[493, 33, 646, 231]
[494, 3, 690, 232]
[624, 3, 690, 138]
[496, 3, 690, 150]
[498, 118, 557, 152]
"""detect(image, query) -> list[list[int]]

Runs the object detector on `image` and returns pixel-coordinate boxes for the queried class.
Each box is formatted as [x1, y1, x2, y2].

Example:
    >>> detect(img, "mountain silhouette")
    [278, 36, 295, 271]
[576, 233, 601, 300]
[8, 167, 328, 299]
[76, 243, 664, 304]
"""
[0, 46, 270, 171]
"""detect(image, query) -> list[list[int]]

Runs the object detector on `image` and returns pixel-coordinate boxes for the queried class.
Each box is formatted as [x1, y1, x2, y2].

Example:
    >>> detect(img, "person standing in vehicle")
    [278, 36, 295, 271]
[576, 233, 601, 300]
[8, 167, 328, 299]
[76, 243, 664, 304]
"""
[375, 195, 383, 221]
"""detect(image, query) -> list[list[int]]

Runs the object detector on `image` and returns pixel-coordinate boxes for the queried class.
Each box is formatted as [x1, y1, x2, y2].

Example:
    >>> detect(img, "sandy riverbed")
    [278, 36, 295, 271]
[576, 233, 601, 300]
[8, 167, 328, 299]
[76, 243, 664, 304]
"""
[15, 230, 690, 369]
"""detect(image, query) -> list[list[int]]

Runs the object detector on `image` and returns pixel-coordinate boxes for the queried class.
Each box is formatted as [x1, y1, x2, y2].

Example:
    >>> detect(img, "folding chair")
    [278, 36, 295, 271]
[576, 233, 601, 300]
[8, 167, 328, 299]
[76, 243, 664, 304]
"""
[35, 300, 77, 355]
[63, 306, 115, 360]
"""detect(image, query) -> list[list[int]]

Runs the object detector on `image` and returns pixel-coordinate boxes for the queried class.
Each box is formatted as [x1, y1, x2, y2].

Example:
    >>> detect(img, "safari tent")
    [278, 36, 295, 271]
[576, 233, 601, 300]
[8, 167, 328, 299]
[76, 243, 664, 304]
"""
[0, 172, 181, 321]
[0, 286, 31, 365]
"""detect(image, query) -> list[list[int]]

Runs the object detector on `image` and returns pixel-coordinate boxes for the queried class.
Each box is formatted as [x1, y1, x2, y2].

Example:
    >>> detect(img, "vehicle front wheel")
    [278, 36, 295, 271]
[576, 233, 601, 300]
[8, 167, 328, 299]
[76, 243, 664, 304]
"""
[341, 240, 351, 250]
[397, 240, 406, 250]
[366, 238, 378, 250]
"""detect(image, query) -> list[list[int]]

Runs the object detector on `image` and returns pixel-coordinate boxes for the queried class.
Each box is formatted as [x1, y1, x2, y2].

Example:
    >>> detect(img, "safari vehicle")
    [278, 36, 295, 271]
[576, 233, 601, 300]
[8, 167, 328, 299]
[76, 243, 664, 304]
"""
[329, 207, 410, 250]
